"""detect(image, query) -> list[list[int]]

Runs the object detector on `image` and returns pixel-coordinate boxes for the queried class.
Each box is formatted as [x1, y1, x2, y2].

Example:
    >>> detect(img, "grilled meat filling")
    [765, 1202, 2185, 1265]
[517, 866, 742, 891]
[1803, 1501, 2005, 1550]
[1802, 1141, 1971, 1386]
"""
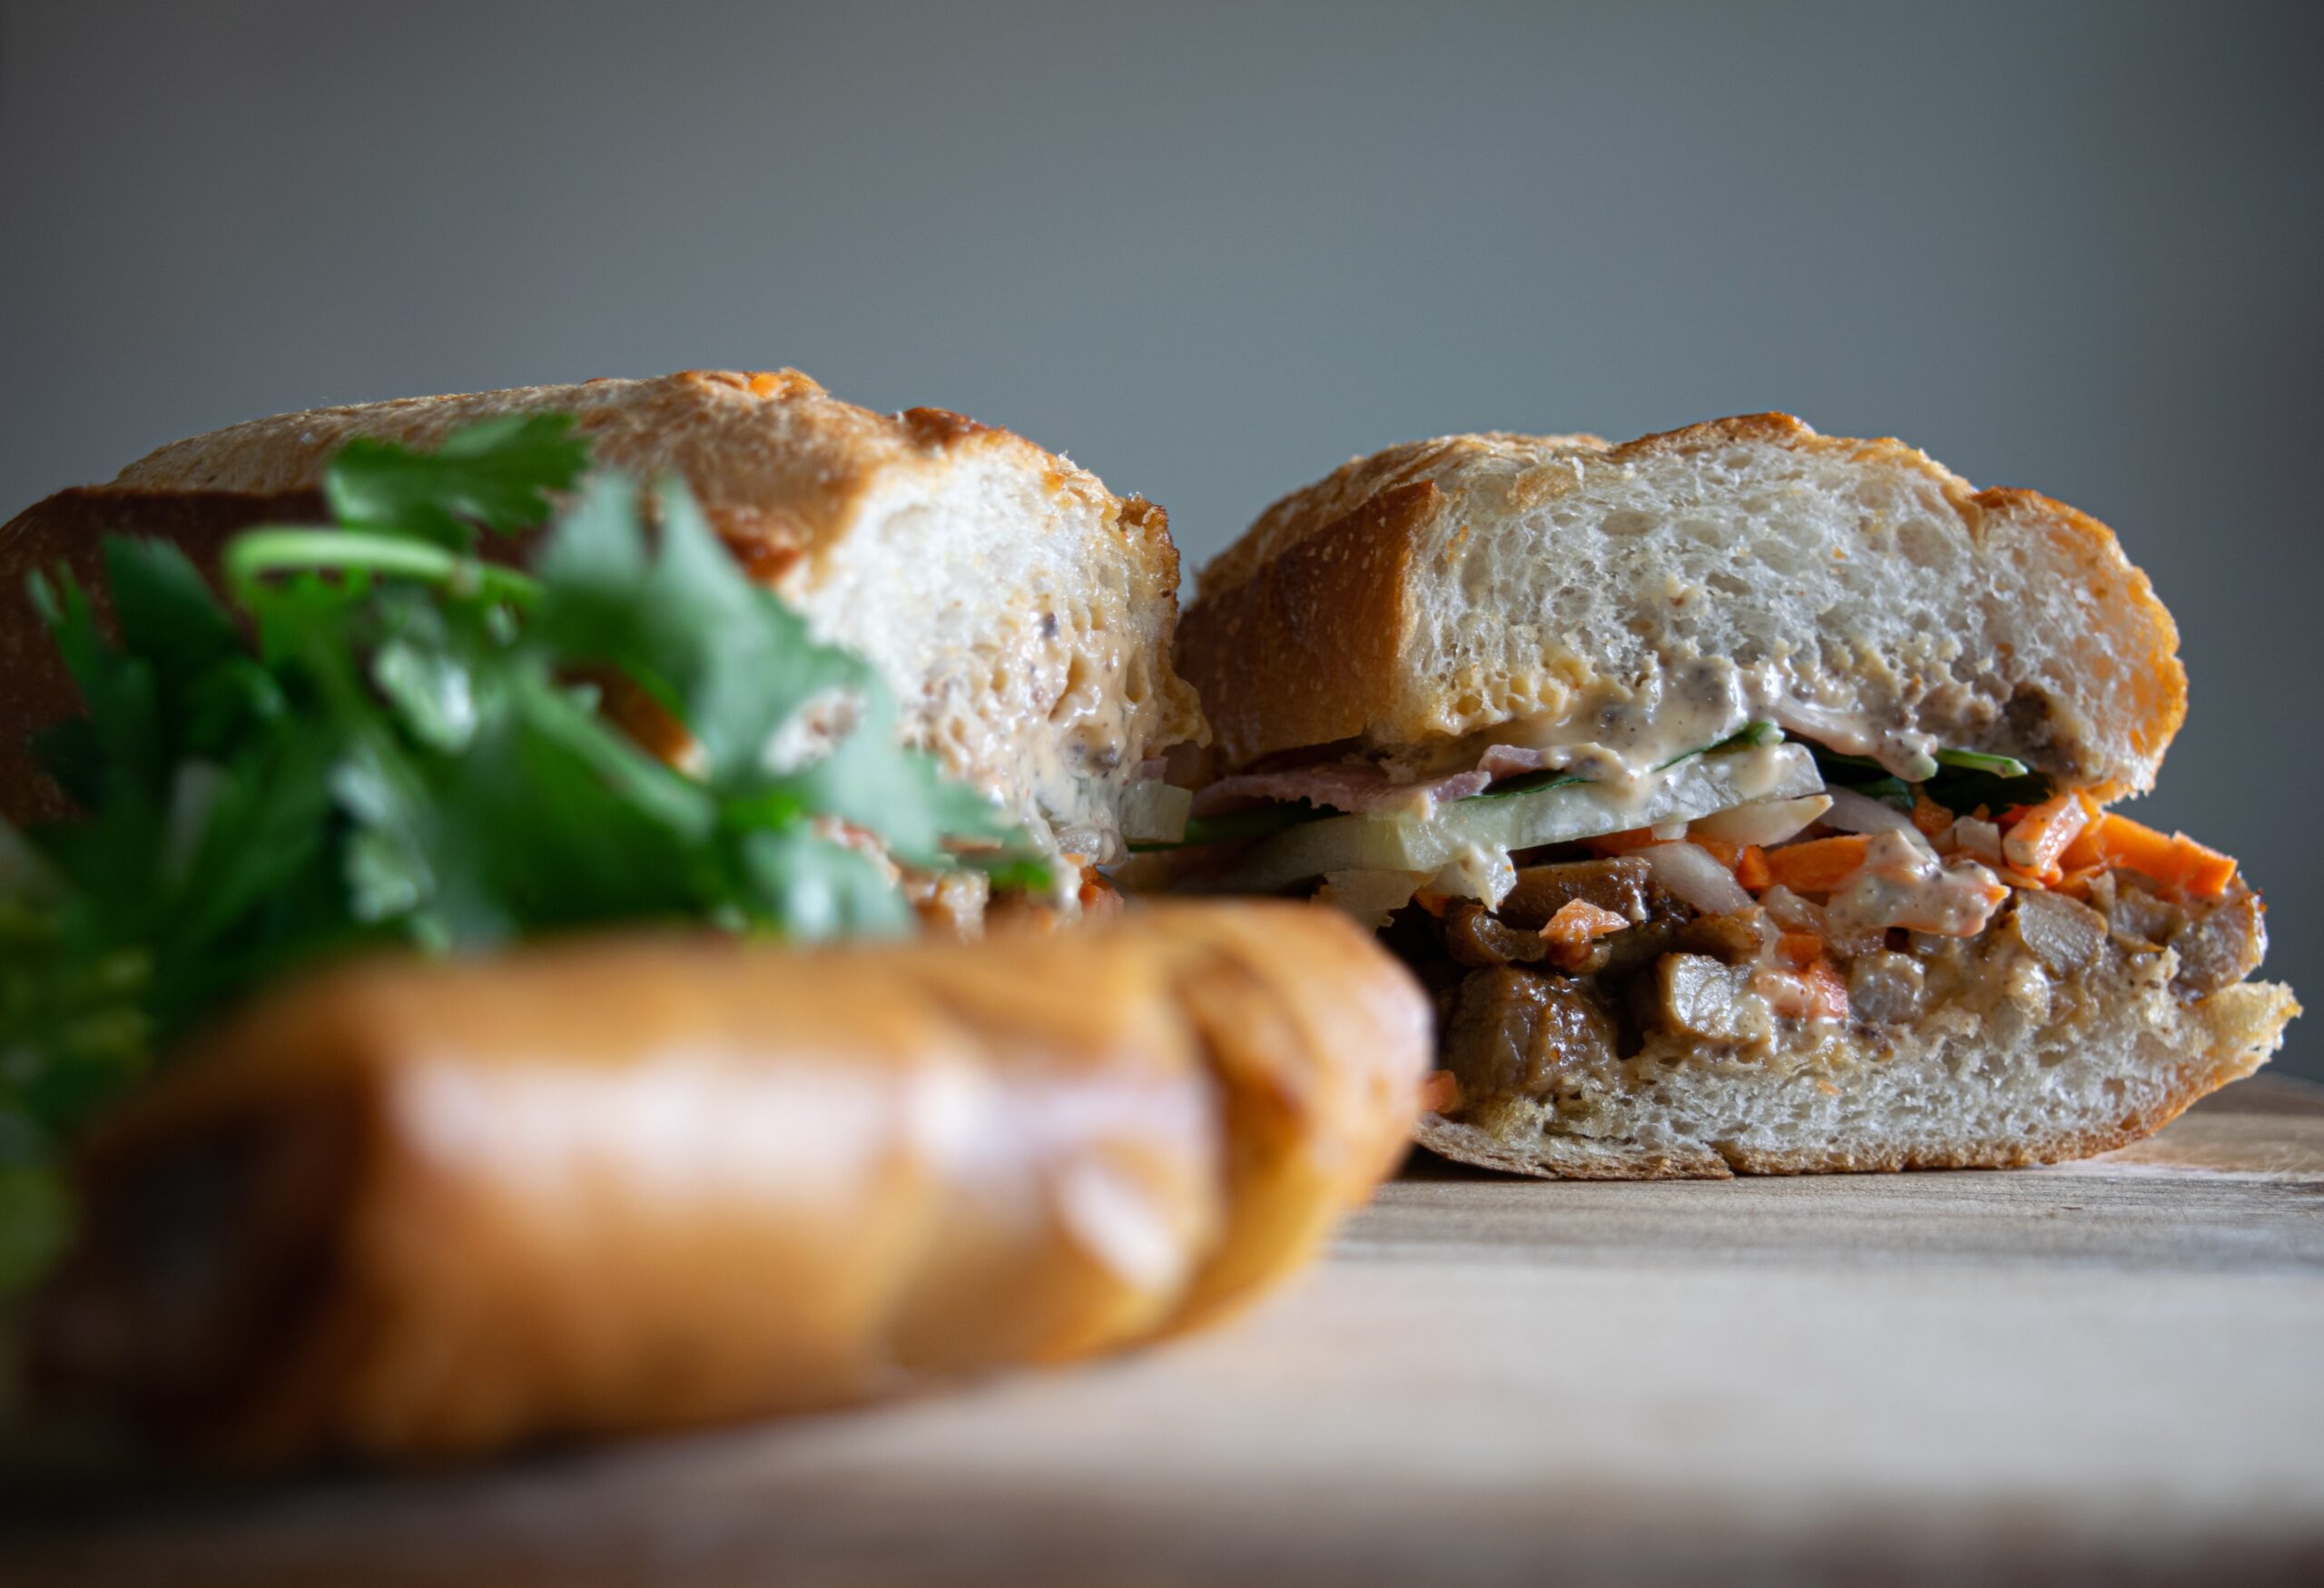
[1400, 856, 2267, 1119]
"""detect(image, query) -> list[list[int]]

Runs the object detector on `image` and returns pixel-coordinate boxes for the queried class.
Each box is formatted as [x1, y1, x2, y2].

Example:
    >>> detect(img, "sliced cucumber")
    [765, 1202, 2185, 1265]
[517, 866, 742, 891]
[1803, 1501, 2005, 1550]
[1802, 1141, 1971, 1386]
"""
[1216, 744, 1822, 893]
[1118, 780, 1193, 844]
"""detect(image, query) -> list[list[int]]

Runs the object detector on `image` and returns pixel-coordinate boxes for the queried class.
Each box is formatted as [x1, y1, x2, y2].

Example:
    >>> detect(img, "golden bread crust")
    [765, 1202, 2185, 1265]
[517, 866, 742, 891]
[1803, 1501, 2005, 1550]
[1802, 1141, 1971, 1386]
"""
[109, 371, 1089, 573]
[2, 371, 1207, 846]
[1183, 415, 2187, 795]
[30, 902, 1427, 1459]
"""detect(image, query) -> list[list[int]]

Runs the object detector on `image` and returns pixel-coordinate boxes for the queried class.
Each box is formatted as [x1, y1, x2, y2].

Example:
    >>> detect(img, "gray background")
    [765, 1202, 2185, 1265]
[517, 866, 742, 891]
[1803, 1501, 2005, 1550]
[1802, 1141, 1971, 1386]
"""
[4, 1, 2318, 1075]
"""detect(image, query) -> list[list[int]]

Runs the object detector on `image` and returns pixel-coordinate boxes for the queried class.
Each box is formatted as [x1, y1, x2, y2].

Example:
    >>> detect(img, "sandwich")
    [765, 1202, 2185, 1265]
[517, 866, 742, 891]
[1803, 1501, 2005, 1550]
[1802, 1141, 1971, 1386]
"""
[1167, 414, 2297, 1177]
[0, 379, 1428, 1456]
[0, 369, 1209, 913]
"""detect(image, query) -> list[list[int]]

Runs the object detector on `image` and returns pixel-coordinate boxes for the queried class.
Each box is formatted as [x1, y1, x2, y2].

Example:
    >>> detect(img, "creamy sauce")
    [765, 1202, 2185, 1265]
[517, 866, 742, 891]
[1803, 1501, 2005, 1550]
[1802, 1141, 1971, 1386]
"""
[1387, 656, 1941, 787]
[1826, 830, 2008, 938]
[1429, 843, 1517, 910]
[1763, 697, 1938, 783]
[1463, 656, 1750, 785]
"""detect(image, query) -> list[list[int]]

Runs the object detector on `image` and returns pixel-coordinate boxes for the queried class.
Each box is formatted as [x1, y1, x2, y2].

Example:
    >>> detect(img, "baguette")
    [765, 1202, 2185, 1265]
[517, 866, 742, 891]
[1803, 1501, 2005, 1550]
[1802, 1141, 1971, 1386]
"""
[1172, 416, 2291, 1178]
[28, 902, 1427, 1461]
[1183, 415, 2181, 799]
[1, 370, 1206, 858]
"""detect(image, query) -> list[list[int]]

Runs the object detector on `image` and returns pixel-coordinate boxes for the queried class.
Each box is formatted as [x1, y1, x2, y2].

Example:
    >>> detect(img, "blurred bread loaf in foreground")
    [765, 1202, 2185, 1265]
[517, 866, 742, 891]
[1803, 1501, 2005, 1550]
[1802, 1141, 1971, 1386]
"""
[32, 902, 1428, 1461]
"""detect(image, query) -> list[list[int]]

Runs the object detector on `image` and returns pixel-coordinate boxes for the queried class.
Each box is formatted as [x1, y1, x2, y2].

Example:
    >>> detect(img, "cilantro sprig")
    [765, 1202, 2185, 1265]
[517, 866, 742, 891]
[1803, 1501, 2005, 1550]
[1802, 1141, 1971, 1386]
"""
[0, 415, 1045, 1293]
[1806, 740, 2049, 815]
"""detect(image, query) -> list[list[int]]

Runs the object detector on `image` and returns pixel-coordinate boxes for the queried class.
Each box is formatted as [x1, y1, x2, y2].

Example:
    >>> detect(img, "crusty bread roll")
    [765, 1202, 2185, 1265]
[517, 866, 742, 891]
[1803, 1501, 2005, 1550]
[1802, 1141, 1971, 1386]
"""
[1183, 414, 2181, 800]
[1174, 416, 2292, 1179]
[1, 370, 1206, 858]
[28, 902, 1427, 1462]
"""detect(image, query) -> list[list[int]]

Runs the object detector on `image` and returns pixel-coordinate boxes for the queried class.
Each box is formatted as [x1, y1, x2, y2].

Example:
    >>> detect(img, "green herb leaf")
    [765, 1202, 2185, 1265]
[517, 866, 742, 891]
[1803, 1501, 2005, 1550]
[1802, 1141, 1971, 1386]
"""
[3, 417, 1045, 1297]
[1932, 746, 2032, 778]
[324, 413, 587, 546]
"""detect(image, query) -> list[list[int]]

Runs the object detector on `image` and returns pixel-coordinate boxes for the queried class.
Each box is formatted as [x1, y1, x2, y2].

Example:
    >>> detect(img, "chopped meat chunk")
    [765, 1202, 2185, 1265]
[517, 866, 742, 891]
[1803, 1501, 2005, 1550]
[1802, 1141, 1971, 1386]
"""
[1495, 857, 1673, 930]
[2106, 878, 2188, 949]
[2005, 890, 2109, 975]
[1441, 967, 1620, 1105]
[1642, 953, 1768, 1045]
[1442, 902, 1554, 969]
[2170, 888, 2267, 999]
[1846, 951, 1926, 1024]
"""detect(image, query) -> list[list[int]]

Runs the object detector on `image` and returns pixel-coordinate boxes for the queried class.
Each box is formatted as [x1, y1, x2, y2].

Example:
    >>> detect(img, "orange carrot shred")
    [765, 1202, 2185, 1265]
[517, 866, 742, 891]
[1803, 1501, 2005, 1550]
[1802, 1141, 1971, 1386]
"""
[1418, 1070, 1462, 1114]
[2002, 792, 2089, 878]
[1735, 844, 1772, 892]
[1689, 833, 1742, 868]
[1760, 834, 1871, 893]
[1911, 792, 1953, 839]
[2064, 812, 2239, 900]
[1541, 899, 1631, 946]
[1588, 826, 1660, 855]
[1776, 931, 1825, 969]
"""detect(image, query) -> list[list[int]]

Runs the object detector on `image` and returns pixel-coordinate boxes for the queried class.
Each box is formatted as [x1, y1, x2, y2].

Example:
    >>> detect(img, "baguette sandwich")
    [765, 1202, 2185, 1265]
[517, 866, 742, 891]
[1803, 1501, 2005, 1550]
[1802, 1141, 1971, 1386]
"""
[1, 370, 1208, 918]
[1168, 414, 2297, 1177]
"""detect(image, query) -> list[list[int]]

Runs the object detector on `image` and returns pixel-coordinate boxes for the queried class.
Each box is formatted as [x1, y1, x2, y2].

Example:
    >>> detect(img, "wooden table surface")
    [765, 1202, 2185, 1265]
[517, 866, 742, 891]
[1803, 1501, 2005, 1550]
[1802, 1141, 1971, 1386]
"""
[9, 1075, 2322, 1586]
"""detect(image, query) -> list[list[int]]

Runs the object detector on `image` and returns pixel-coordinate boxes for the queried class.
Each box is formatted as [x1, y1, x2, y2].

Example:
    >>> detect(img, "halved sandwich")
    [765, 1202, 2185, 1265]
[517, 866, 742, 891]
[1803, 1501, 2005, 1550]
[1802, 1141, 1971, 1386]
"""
[1167, 414, 2297, 1177]
[1, 370, 1207, 925]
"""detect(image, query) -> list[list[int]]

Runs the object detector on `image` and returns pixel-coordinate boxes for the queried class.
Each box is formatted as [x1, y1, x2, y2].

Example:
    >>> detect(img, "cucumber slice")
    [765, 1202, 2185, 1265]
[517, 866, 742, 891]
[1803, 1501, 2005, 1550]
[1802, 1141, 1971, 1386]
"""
[1218, 744, 1822, 893]
[1118, 780, 1193, 844]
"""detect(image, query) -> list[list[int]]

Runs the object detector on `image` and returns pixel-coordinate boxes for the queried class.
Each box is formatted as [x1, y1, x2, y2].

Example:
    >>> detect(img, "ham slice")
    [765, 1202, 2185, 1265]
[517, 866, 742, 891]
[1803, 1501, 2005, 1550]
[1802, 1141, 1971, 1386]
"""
[1475, 745, 1554, 779]
[1191, 763, 1491, 819]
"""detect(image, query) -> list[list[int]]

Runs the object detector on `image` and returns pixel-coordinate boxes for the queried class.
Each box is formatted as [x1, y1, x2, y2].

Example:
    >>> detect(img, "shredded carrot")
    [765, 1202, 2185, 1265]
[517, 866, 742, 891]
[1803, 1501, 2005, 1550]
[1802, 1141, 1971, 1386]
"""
[1753, 958, 1850, 1021]
[1588, 826, 1660, 855]
[2059, 811, 2237, 899]
[2053, 866, 2104, 901]
[1776, 931, 1826, 970]
[1759, 834, 1871, 893]
[1804, 959, 1850, 1021]
[2001, 792, 2090, 879]
[1689, 833, 1742, 868]
[1541, 899, 1631, 946]
[1412, 889, 1452, 917]
[1077, 866, 1126, 920]
[1911, 792, 1954, 839]
[1735, 843, 1771, 892]
[1418, 1070, 1462, 1114]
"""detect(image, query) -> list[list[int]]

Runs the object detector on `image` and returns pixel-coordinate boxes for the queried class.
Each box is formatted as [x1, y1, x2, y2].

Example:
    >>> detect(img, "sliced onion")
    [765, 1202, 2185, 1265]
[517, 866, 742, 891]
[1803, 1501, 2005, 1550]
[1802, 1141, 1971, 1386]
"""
[1952, 816, 2004, 866]
[1119, 779, 1192, 844]
[1690, 793, 1832, 847]
[1820, 785, 1926, 843]
[1757, 883, 1829, 935]
[1428, 844, 1517, 910]
[1319, 868, 1433, 930]
[1641, 842, 1754, 916]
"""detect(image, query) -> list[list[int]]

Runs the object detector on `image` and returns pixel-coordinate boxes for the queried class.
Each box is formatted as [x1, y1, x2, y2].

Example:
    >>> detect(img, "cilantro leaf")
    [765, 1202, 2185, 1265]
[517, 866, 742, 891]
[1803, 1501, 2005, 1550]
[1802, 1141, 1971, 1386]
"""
[2, 414, 1047, 1298]
[325, 413, 587, 546]
[533, 477, 861, 784]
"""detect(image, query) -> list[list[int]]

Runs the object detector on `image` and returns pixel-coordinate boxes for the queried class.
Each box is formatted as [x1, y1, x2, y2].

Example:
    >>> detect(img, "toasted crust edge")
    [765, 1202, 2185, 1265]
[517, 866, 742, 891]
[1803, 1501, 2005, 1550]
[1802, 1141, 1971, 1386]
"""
[1185, 415, 2188, 794]
[1412, 979, 2298, 1179]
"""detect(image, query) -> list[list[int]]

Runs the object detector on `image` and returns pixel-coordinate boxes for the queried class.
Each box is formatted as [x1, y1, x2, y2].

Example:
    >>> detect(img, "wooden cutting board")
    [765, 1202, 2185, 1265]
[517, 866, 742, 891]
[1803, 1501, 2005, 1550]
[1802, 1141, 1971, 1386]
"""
[8, 1076, 2322, 1586]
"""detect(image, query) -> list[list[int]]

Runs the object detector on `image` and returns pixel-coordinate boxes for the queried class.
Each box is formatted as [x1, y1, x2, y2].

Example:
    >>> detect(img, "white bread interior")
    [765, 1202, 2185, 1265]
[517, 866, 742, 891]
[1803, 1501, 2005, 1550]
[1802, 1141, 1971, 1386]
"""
[109, 370, 1206, 859]
[1418, 957, 2296, 1179]
[1184, 415, 2182, 799]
